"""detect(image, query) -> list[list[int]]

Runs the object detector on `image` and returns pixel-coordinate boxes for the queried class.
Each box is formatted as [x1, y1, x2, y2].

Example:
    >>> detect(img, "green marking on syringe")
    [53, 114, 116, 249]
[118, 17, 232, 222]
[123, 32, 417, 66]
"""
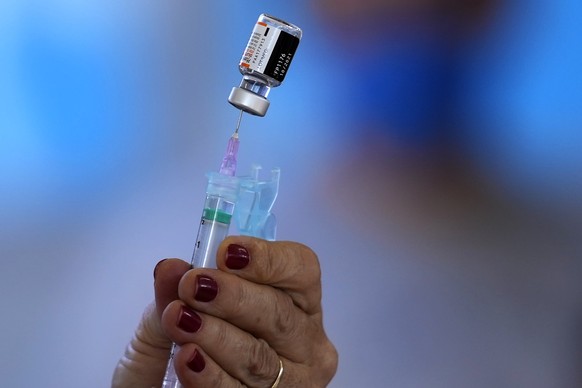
[203, 208, 232, 224]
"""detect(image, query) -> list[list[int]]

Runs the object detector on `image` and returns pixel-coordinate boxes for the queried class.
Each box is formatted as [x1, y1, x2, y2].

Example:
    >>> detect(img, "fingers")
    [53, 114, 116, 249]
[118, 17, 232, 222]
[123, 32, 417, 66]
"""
[173, 344, 307, 388]
[173, 344, 243, 388]
[176, 269, 318, 360]
[216, 236, 322, 314]
[154, 258, 191, 316]
[153, 241, 337, 387]
[163, 301, 294, 388]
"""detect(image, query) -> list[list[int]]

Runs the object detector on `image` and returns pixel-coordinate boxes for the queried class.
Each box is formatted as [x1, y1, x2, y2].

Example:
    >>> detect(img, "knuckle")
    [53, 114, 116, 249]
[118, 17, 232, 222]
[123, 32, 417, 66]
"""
[288, 242, 322, 284]
[232, 237, 323, 286]
[251, 239, 273, 281]
[263, 240, 321, 277]
[205, 371, 225, 388]
[213, 320, 232, 351]
[273, 295, 298, 336]
[297, 243, 319, 267]
[206, 370, 241, 388]
[320, 341, 339, 381]
[229, 279, 257, 319]
[276, 242, 321, 278]
[138, 303, 172, 350]
[246, 338, 278, 383]
[311, 338, 338, 386]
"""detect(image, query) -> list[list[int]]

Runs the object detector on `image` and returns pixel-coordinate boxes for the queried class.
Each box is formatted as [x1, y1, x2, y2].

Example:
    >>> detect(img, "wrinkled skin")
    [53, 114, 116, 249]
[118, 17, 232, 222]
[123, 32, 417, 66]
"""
[112, 236, 338, 387]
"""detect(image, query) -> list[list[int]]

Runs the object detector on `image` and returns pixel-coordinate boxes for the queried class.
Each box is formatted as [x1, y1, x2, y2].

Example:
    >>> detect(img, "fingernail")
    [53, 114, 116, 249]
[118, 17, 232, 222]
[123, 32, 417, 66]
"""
[153, 259, 168, 279]
[177, 306, 202, 333]
[194, 275, 218, 302]
[226, 244, 250, 270]
[187, 349, 206, 373]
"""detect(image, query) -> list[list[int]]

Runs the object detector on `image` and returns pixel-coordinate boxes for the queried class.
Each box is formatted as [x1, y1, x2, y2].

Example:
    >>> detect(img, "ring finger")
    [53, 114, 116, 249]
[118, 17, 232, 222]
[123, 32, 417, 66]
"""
[162, 300, 288, 387]
[177, 269, 317, 360]
[173, 343, 242, 388]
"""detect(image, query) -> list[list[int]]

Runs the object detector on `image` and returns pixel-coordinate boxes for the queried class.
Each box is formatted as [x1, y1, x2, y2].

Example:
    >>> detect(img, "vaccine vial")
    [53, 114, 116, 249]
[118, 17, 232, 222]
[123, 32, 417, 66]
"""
[228, 14, 302, 117]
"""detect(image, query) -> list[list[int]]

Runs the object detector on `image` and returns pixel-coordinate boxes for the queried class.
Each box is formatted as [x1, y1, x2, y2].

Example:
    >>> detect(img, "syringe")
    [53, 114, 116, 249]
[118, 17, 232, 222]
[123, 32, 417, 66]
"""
[161, 12, 301, 386]
[161, 115, 243, 388]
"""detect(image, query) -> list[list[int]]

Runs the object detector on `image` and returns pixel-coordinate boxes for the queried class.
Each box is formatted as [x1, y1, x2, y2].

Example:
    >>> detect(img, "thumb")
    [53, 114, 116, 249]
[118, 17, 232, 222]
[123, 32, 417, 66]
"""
[112, 258, 191, 387]
[111, 303, 171, 387]
[154, 258, 192, 316]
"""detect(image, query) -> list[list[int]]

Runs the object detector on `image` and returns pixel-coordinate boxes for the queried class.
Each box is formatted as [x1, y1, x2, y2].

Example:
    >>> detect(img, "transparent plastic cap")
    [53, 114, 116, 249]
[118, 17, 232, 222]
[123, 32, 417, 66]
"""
[234, 165, 280, 241]
[206, 172, 240, 202]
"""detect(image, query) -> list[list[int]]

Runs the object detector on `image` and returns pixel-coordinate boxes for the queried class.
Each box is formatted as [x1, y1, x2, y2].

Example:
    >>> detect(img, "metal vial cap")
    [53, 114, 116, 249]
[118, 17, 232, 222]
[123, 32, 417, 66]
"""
[228, 87, 270, 117]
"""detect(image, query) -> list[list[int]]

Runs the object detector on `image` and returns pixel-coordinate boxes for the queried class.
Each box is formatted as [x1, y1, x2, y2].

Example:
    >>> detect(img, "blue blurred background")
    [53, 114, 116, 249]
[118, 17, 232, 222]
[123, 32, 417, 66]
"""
[1, 0, 581, 387]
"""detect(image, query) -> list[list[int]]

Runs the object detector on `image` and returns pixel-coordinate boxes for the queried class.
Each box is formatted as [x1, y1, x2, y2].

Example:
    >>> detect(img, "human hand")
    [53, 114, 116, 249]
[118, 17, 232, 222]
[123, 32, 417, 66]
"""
[111, 259, 191, 388]
[112, 236, 337, 387]
[161, 236, 338, 387]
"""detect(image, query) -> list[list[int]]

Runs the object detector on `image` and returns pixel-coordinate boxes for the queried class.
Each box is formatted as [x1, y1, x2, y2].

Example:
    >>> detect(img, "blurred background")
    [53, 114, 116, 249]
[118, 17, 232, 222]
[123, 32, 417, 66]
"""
[1, 0, 581, 387]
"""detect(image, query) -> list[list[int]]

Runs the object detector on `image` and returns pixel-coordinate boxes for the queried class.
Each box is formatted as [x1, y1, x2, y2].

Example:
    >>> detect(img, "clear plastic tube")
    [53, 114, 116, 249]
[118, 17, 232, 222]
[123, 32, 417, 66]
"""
[191, 195, 235, 268]
[161, 174, 238, 388]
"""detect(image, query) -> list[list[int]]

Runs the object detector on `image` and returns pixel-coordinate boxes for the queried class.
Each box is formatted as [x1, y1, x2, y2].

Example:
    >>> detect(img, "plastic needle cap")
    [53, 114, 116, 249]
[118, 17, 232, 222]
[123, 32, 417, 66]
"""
[219, 134, 240, 176]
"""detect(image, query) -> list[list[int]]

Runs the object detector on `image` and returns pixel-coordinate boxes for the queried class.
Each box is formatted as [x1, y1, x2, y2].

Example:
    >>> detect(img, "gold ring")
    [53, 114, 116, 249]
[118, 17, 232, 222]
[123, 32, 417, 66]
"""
[270, 358, 284, 388]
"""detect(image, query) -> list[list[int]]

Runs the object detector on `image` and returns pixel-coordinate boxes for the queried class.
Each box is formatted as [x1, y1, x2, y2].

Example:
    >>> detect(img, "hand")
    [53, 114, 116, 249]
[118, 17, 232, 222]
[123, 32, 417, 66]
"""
[111, 259, 191, 387]
[112, 236, 337, 387]
[161, 236, 338, 387]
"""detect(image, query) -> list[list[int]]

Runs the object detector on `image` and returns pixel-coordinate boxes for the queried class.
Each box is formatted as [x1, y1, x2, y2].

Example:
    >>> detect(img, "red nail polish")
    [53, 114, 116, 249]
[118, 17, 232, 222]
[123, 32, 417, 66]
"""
[187, 349, 206, 373]
[226, 244, 250, 269]
[194, 275, 218, 302]
[177, 306, 202, 333]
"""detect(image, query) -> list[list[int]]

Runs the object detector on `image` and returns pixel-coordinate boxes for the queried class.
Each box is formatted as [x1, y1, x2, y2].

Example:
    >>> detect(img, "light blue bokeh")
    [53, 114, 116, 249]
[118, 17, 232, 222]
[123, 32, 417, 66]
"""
[1, 1, 581, 387]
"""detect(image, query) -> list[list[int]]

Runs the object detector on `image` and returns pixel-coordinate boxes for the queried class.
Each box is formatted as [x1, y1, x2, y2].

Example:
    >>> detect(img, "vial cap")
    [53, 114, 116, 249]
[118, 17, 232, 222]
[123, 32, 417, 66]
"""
[228, 87, 270, 117]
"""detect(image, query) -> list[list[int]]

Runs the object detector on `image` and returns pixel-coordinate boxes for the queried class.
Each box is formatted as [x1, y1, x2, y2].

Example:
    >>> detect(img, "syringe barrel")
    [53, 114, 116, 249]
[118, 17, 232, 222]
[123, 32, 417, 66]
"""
[161, 173, 239, 388]
[192, 172, 239, 268]
[191, 195, 235, 268]
[161, 363, 181, 388]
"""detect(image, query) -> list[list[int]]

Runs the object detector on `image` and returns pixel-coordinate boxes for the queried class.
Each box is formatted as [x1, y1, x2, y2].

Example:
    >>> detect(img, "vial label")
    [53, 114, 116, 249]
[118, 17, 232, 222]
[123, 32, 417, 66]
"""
[240, 21, 300, 83]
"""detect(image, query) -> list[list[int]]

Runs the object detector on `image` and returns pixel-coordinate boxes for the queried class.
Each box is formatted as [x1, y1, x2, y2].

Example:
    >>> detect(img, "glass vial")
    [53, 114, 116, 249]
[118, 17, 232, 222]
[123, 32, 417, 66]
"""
[228, 14, 302, 116]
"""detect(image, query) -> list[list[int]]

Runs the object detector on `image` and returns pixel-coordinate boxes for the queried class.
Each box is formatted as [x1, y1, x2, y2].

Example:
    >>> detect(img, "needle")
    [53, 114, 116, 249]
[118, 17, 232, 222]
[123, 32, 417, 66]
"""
[234, 109, 243, 135]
